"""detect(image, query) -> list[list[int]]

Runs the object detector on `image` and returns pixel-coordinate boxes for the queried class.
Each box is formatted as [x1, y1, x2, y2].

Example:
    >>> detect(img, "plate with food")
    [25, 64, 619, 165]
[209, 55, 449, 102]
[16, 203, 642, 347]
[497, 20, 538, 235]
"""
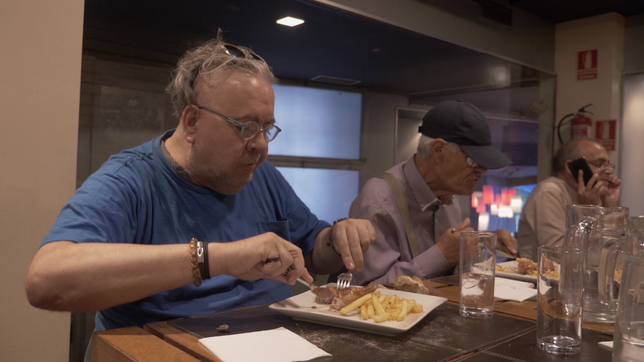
[495, 257, 560, 283]
[269, 279, 447, 336]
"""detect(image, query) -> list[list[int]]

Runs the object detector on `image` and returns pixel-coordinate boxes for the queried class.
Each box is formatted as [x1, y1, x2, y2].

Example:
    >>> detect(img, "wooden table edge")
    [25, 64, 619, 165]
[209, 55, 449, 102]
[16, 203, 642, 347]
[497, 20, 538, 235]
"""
[92, 326, 200, 362]
[145, 321, 221, 362]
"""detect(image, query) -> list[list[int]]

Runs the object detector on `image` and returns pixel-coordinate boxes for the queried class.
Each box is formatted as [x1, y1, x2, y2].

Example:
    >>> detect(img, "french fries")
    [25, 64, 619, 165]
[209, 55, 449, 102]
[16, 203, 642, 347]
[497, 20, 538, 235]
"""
[339, 293, 373, 315]
[397, 300, 417, 321]
[360, 304, 369, 320]
[339, 292, 423, 323]
[372, 295, 386, 316]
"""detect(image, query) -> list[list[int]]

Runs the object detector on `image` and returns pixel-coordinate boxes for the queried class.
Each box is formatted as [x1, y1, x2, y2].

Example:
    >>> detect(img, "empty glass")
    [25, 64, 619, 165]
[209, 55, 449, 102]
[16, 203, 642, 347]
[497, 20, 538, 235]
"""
[459, 231, 496, 318]
[612, 254, 644, 361]
[536, 245, 586, 355]
[601, 216, 644, 362]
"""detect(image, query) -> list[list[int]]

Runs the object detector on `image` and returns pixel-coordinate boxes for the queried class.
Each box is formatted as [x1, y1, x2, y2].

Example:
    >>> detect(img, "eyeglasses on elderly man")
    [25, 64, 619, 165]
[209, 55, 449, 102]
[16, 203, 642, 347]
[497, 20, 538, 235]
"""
[195, 105, 281, 142]
[586, 158, 615, 170]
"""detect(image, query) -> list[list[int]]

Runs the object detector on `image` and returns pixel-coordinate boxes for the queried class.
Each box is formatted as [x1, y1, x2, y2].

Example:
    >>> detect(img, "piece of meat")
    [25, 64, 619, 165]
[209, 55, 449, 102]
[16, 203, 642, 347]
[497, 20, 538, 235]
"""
[311, 286, 337, 304]
[330, 282, 378, 310]
[394, 275, 429, 294]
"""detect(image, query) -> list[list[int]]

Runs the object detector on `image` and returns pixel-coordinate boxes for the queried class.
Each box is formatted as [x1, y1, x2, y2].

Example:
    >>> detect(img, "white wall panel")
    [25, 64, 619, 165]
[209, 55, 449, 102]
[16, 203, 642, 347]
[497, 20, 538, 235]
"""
[621, 73, 644, 216]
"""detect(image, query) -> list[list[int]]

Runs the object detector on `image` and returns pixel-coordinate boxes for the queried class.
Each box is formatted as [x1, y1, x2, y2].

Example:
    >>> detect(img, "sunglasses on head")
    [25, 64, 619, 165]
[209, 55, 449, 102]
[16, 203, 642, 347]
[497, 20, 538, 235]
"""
[223, 44, 265, 63]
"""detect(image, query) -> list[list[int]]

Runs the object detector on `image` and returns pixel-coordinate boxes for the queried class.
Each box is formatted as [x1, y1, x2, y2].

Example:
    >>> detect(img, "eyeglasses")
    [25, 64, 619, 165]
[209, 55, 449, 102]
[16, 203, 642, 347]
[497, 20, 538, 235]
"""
[196, 106, 281, 142]
[586, 158, 615, 170]
[223, 44, 265, 63]
[466, 156, 479, 168]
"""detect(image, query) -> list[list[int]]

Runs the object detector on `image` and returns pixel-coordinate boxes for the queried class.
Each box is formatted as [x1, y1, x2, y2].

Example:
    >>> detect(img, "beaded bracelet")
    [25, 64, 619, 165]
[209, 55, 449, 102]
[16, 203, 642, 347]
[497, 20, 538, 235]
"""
[189, 238, 202, 286]
[327, 218, 349, 256]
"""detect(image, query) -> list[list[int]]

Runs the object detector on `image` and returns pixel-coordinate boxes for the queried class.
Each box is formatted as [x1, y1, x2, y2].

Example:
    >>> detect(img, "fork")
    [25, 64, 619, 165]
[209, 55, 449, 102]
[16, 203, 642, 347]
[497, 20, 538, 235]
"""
[336, 272, 352, 291]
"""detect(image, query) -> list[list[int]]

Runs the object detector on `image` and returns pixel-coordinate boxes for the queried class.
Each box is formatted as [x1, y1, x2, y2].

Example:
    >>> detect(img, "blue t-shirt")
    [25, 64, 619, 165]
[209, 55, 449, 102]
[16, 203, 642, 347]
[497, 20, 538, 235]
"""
[42, 129, 330, 330]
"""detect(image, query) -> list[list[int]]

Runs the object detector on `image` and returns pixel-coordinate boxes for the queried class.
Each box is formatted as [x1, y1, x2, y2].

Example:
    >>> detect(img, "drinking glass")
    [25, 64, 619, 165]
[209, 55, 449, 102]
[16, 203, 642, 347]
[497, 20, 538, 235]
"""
[612, 254, 644, 362]
[601, 216, 644, 362]
[459, 231, 496, 318]
[536, 245, 585, 355]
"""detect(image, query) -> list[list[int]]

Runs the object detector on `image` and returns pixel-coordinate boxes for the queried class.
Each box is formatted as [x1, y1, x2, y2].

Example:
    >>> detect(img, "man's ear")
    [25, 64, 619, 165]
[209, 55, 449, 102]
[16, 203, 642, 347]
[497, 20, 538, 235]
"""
[561, 159, 580, 187]
[430, 138, 446, 161]
[564, 159, 573, 176]
[180, 105, 199, 143]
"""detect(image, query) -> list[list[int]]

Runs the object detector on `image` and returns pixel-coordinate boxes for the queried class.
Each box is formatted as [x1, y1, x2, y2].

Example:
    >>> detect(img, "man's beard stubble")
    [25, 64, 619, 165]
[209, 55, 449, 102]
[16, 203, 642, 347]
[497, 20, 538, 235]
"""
[187, 144, 262, 195]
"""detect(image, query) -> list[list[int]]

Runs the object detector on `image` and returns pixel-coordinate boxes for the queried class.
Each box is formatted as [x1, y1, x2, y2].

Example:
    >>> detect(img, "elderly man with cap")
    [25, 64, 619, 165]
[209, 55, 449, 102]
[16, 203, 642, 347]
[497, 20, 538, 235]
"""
[349, 100, 518, 285]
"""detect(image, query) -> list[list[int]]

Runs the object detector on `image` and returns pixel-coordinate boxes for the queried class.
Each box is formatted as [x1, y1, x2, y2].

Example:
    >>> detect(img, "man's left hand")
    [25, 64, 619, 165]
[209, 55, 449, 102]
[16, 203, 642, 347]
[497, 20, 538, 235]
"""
[492, 229, 518, 256]
[600, 175, 621, 207]
[330, 218, 376, 272]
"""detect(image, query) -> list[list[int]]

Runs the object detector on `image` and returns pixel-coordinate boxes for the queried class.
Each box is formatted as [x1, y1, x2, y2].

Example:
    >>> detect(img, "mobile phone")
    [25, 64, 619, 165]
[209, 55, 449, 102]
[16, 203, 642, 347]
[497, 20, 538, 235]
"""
[568, 157, 594, 185]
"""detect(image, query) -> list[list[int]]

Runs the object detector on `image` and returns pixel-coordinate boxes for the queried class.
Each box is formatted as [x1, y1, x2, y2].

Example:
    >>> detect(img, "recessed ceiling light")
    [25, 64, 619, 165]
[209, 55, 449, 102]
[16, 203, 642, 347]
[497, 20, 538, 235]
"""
[276, 16, 304, 27]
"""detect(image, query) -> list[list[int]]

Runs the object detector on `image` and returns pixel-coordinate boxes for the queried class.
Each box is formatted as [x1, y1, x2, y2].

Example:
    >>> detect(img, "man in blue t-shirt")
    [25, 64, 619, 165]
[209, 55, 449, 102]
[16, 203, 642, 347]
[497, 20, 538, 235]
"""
[25, 36, 376, 331]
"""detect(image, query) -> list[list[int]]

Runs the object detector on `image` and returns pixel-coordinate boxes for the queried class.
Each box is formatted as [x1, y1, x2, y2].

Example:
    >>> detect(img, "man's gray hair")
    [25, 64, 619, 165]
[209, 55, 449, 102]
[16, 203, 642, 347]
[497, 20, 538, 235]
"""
[417, 135, 461, 159]
[552, 139, 603, 175]
[166, 35, 277, 117]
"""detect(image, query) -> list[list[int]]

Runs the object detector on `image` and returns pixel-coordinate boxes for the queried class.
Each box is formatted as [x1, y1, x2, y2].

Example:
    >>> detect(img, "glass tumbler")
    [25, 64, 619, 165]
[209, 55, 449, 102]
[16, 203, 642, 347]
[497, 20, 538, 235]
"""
[536, 245, 585, 355]
[459, 231, 497, 318]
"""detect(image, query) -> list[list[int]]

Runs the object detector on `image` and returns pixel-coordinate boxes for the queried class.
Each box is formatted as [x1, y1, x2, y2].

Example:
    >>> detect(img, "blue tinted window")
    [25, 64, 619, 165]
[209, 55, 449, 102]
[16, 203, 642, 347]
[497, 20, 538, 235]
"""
[270, 85, 361, 159]
[276, 167, 359, 223]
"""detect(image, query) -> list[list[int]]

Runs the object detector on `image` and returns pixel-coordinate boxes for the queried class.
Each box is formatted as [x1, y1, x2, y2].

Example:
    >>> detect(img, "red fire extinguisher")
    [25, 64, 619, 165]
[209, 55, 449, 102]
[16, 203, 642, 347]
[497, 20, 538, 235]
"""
[557, 103, 593, 144]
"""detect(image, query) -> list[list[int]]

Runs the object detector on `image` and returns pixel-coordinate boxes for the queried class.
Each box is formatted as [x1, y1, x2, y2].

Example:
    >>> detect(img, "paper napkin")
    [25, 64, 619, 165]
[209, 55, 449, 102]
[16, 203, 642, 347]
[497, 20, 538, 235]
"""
[198, 327, 332, 362]
[495, 277, 534, 289]
[494, 277, 538, 302]
[598, 341, 613, 350]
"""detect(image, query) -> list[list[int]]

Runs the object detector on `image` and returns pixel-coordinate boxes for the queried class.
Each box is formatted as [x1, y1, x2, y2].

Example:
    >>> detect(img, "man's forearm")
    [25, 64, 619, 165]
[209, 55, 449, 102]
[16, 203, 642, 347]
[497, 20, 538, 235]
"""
[26, 241, 194, 312]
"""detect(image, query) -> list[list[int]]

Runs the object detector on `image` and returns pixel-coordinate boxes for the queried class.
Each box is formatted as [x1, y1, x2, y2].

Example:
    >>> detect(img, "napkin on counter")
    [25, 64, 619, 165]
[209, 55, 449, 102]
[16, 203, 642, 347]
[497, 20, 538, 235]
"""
[494, 277, 537, 302]
[598, 341, 613, 350]
[198, 327, 332, 362]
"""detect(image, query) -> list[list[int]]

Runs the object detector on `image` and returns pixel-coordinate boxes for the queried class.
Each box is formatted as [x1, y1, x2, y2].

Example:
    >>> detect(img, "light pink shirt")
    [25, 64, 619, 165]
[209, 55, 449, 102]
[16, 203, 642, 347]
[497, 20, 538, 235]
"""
[517, 176, 578, 261]
[349, 156, 462, 285]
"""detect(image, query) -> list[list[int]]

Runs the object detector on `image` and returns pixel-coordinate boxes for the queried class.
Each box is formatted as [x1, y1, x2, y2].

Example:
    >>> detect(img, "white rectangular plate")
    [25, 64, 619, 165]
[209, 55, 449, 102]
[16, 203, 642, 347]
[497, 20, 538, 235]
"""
[269, 287, 447, 336]
[495, 260, 560, 283]
[495, 260, 537, 283]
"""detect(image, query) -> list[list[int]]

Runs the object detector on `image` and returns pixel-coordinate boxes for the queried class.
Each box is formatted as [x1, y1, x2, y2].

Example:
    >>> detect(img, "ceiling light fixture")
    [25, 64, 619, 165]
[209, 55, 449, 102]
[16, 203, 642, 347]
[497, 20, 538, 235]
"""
[276, 16, 304, 27]
[310, 75, 361, 86]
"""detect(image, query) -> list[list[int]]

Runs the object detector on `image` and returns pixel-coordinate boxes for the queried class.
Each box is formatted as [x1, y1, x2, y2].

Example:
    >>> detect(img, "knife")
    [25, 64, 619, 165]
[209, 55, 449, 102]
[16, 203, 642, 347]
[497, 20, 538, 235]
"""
[295, 277, 317, 290]
[497, 250, 521, 259]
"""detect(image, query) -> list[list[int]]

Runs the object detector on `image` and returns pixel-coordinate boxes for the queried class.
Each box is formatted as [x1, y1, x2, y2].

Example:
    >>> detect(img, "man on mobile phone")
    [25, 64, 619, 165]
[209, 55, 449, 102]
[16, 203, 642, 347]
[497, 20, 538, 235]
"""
[517, 139, 621, 260]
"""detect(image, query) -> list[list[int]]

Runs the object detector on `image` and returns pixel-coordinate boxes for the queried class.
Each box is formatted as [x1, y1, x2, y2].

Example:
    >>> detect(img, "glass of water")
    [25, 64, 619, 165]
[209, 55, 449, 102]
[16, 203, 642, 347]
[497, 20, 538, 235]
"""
[459, 231, 497, 318]
[536, 245, 585, 355]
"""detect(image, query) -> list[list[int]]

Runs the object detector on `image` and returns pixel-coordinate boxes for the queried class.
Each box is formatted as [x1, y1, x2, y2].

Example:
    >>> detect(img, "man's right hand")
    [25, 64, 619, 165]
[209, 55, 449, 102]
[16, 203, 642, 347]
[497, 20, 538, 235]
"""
[435, 218, 473, 266]
[600, 175, 621, 207]
[575, 170, 607, 205]
[214, 232, 312, 285]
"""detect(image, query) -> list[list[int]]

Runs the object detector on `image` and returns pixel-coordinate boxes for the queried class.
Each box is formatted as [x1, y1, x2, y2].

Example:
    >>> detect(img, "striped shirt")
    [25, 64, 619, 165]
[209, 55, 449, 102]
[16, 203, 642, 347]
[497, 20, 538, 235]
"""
[349, 156, 461, 285]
